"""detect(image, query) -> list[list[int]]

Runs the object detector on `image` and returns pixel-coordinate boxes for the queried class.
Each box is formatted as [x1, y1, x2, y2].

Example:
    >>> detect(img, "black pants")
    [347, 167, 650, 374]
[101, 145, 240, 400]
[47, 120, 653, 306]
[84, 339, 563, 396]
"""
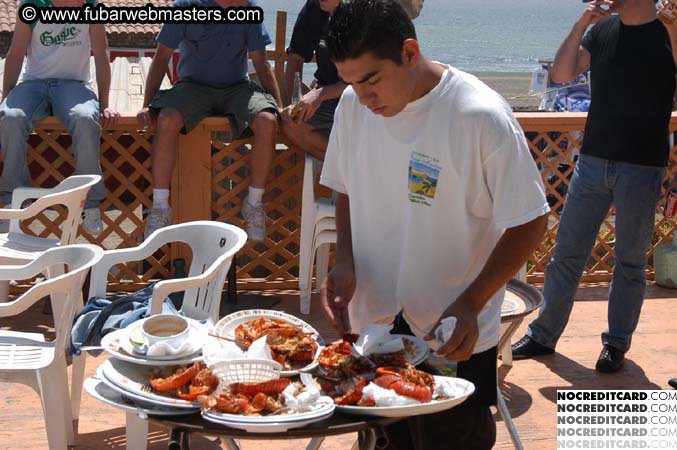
[359, 316, 498, 450]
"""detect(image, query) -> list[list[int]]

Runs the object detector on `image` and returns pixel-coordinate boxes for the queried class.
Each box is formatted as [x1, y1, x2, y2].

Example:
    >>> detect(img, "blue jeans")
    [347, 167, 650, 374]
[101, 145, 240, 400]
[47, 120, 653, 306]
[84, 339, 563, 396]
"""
[528, 154, 664, 353]
[0, 79, 105, 208]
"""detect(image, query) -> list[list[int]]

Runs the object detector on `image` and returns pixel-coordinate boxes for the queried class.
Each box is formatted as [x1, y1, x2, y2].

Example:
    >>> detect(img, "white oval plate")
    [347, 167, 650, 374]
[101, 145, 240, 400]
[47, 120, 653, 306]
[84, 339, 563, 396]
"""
[210, 309, 323, 376]
[201, 410, 334, 433]
[85, 375, 197, 416]
[202, 397, 335, 424]
[101, 317, 206, 366]
[336, 376, 475, 418]
[96, 366, 200, 410]
[100, 358, 202, 408]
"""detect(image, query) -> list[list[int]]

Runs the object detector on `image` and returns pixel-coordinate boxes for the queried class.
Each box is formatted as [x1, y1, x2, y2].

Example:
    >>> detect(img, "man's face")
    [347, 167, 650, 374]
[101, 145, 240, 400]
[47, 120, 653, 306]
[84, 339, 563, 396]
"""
[319, 0, 340, 13]
[335, 49, 417, 118]
[607, 0, 626, 13]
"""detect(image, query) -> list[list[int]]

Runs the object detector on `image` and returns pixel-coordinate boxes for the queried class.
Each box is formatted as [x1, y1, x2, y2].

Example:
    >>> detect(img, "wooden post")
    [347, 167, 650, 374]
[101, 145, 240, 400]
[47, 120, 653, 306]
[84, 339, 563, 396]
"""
[274, 10, 287, 100]
[171, 122, 212, 266]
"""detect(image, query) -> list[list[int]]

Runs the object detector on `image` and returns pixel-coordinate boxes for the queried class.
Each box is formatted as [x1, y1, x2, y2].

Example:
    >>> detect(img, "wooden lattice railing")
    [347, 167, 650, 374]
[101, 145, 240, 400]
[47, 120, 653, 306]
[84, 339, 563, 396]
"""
[2, 112, 677, 291]
[519, 112, 677, 283]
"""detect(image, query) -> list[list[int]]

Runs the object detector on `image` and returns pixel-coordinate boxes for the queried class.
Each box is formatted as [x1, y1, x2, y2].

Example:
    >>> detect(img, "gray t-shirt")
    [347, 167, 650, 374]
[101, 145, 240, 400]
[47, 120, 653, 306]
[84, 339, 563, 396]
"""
[157, 0, 271, 86]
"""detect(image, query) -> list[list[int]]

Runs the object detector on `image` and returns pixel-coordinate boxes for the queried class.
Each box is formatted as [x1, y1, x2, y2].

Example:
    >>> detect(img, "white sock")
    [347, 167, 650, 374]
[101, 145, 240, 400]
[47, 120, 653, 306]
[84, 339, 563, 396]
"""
[153, 189, 170, 209]
[247, 187, 264, 205]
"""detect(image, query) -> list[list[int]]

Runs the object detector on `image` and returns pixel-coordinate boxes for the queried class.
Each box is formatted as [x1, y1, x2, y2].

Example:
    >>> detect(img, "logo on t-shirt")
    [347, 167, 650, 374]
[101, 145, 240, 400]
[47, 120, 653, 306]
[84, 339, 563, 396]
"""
[408, 151, 441, 206]
[40, 26, 82, 47]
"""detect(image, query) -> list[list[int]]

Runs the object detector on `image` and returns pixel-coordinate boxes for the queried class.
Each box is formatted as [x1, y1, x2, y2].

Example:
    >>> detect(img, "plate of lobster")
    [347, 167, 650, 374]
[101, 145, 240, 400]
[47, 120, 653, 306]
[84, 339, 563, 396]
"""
[210, 310, 323, 376]
[198, 371, 335, 432]
[315, 339, 474, 417]
[100, 359, 219, 408]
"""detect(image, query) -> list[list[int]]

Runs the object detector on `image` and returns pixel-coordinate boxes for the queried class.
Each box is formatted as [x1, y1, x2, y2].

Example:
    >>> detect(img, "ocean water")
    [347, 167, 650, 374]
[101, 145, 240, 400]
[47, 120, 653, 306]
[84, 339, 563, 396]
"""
[260, 0, 586, 74]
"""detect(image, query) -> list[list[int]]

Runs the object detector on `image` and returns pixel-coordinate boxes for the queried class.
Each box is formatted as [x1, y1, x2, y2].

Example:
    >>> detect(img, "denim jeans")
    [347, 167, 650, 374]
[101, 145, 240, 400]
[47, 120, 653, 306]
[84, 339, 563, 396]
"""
[528, 154, 664, 353]
[0, 79, 105, 208]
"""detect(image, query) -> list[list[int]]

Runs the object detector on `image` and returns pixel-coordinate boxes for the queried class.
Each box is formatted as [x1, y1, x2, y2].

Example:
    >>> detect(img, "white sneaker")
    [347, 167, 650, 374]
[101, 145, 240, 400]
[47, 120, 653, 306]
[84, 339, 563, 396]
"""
[241, 197, 266, 242]
[143, 206, 172, 240]
[82, 208, 103, 236]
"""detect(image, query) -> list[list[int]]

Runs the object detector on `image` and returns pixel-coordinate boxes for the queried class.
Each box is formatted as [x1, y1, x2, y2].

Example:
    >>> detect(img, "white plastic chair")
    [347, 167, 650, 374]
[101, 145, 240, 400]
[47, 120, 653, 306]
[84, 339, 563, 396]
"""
[298, 154, 336, 314]
[71, 221, 247, 449]
[0, 244, 103, 450]
[0, 175, 101, 321]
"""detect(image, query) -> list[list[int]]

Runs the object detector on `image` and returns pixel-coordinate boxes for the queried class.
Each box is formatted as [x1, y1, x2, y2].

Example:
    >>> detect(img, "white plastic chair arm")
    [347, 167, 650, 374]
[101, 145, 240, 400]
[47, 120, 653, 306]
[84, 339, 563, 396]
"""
[11, 187, 56, 207]
[149, 258, 230, 315]
[1, 194, 72, 220]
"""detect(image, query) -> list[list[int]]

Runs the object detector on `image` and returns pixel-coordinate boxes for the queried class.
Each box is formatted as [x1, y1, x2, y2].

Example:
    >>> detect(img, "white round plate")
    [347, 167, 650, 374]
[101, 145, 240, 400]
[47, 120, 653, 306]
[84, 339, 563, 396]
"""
[100, 358, 203, 408]
[101, 317, 206, 366]
[202, 397, 335, 424]
[336, 376, 475, 418]
[84, 375, 196, 416]
[211, 309, 323, 376]
[96, 367, 200, 410]
[384, 334, 430, 366]
[201, 410, 334, 433]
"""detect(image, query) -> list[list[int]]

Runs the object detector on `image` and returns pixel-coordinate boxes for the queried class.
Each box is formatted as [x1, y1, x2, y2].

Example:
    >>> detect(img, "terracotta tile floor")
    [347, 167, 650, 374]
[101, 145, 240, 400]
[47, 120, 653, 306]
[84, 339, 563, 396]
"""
[1, 282, 674, 449]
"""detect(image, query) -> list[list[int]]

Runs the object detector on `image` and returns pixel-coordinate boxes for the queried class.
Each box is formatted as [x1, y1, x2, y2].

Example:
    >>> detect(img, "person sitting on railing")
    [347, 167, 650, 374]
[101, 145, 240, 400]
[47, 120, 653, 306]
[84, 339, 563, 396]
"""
[281, 0, 423, 161]
[0, 0, 119, 236]
[513, 0, 677, 373]
[319, 1, 549, 448]
[137, 0, 282, 242]
[280, 0, 347, 161]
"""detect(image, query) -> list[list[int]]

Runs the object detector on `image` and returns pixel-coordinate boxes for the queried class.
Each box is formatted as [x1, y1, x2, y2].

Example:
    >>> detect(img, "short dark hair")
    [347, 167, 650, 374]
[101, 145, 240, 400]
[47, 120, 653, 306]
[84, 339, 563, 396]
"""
[323, 0, 417, 65]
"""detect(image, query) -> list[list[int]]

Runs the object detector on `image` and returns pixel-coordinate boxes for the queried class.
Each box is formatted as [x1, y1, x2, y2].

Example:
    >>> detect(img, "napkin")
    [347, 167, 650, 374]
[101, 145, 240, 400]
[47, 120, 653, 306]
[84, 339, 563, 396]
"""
[282, 373, 333, 412]
[145, 339, 193, 357]
[353, 324, 405, 356]
[203, 335, 273, 366]
[427, 317, 457, 352]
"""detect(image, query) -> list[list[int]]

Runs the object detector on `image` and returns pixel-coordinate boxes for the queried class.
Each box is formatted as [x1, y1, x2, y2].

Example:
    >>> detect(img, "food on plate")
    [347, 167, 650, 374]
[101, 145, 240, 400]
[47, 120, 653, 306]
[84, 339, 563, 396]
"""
[199, 377, 321, 416]
[232, 317, 319, 370]
[320, 365, 437, 406]
[149, 361, 219, 400]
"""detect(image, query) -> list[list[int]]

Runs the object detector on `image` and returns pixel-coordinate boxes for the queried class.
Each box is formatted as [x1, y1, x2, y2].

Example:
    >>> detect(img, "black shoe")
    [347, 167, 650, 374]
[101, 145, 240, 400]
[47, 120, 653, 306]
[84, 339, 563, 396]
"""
[595, 345, 625, 373]
[511, 335, 555, 360]
[669, 378, 677, 389]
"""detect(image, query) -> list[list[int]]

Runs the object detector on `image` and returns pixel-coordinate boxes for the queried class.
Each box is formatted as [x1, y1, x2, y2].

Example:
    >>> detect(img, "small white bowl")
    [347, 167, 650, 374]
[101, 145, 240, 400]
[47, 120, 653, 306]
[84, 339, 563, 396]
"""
[141, 314, 189, 348]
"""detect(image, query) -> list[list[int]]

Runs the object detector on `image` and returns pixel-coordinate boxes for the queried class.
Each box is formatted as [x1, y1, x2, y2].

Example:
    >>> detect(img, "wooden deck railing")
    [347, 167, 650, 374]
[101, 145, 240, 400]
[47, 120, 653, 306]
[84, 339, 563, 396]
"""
[2, 113, 677, 291]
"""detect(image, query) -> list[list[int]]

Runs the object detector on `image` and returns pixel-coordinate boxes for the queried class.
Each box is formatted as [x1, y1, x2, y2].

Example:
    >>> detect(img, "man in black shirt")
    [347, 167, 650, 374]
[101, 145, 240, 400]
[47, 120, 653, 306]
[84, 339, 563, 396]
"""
[513, 0, 677, 373]
[281, 0, 346, 160]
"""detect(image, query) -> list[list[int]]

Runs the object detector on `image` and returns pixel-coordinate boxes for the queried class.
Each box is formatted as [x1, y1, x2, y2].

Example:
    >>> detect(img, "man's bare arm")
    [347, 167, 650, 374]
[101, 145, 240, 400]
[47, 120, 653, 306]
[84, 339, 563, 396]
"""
[90, 24, 111, 110]
[142, 44, 174, 108]
[2, 19, 31, 101]
[251, 49, 283, 108]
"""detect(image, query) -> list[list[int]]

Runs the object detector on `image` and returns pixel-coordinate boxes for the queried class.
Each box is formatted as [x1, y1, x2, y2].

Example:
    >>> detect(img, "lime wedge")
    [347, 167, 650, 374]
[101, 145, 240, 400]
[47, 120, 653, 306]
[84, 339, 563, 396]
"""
[129, 327, 145, 347]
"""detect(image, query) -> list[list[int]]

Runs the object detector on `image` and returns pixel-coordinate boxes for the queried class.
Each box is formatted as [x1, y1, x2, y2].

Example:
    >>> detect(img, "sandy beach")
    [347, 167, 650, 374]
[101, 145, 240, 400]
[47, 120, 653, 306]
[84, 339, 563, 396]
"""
[473, 72, 541, 112]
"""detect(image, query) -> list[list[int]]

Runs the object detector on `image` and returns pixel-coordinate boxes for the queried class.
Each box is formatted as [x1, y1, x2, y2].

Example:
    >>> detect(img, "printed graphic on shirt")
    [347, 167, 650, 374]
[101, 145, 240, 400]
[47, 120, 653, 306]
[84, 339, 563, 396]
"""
[39, 26, 82, 47]
[408, 151, 441, 206]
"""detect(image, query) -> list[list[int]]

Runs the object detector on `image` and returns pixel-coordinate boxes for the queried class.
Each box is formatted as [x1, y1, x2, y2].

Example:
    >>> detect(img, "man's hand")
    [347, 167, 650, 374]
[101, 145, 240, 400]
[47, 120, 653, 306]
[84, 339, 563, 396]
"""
[292, 88, 323, 123]
[136, 107, 157, 129]
[577, 0, 612, 27]
[659, 1, 677, 34]
[424, 296, 481, 362]
[100, 107, 120, 127]
[320, 260, 356, 337]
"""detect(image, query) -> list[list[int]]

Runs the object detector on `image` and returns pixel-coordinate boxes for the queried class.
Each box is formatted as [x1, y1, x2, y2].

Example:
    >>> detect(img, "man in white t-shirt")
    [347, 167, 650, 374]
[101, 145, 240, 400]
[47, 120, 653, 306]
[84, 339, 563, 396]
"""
[320, 1, 550, 448]
[0, 0, 119, 235]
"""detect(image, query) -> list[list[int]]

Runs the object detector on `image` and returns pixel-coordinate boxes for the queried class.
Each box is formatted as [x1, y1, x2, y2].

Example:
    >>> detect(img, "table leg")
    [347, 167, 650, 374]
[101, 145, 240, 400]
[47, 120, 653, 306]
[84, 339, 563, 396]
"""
[125, 411, 148, 450]
[305, 437, 325, 450]
[221, 437, 241, 450]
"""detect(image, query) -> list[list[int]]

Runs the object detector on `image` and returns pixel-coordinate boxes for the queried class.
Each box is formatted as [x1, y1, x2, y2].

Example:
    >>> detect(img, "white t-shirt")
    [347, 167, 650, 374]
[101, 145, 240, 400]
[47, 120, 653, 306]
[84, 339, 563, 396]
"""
[22, 0, 94, 84]
[320, 65, 549, 354]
